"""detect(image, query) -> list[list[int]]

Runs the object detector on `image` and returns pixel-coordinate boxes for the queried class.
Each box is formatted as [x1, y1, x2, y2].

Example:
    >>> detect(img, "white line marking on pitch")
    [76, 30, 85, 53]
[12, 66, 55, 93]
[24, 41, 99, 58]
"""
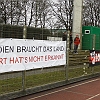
[28, 78, 100, 100]
[86, 93, 100, 100]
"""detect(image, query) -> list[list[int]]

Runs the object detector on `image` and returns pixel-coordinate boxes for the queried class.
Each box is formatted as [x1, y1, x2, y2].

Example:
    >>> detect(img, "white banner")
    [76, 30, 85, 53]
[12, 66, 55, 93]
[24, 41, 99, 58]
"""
[0, 39, 66, 73]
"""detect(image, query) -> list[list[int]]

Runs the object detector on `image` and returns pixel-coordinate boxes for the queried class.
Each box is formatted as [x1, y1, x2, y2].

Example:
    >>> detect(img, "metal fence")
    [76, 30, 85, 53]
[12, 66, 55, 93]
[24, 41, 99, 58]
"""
[0, 25, 100, 100]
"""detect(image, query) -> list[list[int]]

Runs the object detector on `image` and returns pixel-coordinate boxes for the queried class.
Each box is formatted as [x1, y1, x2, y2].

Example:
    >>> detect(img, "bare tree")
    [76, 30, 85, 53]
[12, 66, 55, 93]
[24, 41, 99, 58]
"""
[28, 0, 52, 28]
[0, 0, 29, 25]
[0, 0, 9, 24]
[1, 0, 99, 28]
[83, 0, 100, 27]
[48, 0, 73, 30]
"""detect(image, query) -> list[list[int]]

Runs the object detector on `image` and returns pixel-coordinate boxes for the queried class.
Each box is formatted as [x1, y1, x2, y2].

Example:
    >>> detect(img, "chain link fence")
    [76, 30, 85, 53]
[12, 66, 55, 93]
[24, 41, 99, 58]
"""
[0, 24, 100, 100]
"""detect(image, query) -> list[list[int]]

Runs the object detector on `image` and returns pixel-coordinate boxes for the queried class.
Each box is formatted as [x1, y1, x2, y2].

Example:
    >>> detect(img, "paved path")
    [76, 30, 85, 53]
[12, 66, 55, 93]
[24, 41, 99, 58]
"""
[14, 77, 100, 100]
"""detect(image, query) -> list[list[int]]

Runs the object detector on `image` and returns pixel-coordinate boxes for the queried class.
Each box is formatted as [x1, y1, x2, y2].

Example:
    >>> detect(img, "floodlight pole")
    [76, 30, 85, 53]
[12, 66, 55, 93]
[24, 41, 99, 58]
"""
[72, 0, 83, 49]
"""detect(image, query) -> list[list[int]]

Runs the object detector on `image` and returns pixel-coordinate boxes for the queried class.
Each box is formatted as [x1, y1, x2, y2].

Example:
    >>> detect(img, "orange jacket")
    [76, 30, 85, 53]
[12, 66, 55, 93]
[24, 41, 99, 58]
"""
[74, 37, 80, 45]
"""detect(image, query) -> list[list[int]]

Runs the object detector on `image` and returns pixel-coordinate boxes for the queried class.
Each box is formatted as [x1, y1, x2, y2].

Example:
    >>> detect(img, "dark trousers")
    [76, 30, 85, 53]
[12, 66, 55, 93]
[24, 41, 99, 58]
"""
[74, 45, 78, 53]
[69, 42, 72, 50]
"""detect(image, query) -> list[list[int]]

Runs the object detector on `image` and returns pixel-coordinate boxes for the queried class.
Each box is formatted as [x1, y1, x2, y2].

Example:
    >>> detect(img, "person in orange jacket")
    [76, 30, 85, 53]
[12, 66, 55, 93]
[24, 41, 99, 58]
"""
[73, 34, 80, 54]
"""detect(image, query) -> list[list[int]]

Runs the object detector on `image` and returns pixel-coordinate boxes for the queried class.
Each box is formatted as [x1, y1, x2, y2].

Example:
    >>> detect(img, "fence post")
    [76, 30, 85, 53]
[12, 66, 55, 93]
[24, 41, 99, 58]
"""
[22, 25, 27, 91]
[92, 34, 96, 74]
[0, 24, 3, 38]
[92, 34, 96, 50]
[66, 30, 70, 80]
[23, 25, 27, 39]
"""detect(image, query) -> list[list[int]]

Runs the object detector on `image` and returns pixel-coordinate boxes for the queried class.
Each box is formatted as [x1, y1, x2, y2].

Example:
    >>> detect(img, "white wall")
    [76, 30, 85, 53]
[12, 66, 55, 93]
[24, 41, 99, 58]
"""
[47, 36, 62, 41]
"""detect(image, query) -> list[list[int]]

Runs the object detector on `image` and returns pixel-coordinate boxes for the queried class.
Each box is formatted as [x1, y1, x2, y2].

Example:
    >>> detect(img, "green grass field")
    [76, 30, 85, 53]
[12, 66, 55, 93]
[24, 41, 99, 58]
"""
[0, 65, 100, 95]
